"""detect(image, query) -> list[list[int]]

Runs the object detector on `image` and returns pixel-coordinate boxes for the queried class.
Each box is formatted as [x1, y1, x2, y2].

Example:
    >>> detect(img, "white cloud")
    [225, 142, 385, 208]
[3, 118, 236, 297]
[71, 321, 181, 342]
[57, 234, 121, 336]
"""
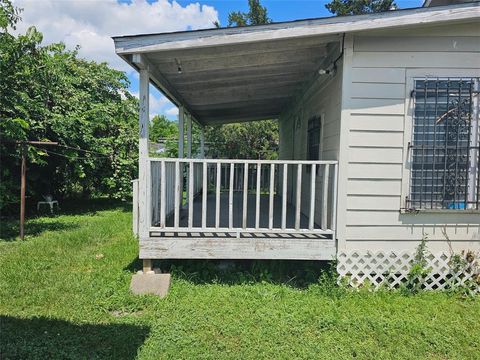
[13, 0, 219, 72]
[165, 106, 179, 117]
[130, 90, 171, 118]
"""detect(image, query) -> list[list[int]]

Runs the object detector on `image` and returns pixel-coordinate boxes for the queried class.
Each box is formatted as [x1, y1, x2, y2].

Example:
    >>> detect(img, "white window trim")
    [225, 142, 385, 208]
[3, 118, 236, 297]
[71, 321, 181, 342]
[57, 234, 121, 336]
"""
[401, 68, 480, 213]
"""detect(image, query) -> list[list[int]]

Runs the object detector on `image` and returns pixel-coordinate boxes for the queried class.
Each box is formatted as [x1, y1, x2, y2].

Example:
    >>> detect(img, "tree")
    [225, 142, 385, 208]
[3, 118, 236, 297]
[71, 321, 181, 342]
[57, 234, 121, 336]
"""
[205, 120, 278, 160]
[0, 0, 138, 209]
[149, 115, 179, 157]
[227, 0, 271, 27]
[325, 0, 397, 16]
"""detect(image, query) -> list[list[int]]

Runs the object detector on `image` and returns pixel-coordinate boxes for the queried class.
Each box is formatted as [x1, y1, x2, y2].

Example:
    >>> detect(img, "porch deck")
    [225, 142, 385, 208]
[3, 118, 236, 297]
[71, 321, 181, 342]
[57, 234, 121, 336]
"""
[134, 158, 338, 260]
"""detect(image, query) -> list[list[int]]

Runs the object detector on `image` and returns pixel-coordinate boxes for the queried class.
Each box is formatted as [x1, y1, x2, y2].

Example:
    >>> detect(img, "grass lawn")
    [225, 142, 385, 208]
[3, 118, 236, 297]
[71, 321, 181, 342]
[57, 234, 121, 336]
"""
[1, 200, 479, 359]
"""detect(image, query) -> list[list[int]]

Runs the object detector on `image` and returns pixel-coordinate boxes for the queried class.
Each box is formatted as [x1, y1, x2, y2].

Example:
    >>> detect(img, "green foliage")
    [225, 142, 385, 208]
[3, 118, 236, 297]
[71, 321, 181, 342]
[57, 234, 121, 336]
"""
[402, 235, 431, 294]
[0, 0, 20, 30]
[0, 1, 138, 209]
[227, 0, 271, 27]
[149, 115, 178, 157]
[205, 120, 279, 159]
[1, 203, 480, 359]
[446, 250, 480, 297]
[325, 0, 397, 16]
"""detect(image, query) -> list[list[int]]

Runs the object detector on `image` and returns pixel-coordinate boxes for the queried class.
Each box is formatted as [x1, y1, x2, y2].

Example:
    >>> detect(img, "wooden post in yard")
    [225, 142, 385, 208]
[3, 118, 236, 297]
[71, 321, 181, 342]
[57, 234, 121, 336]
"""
[17, 140, 58, 240]
[19, 143, 26, 240]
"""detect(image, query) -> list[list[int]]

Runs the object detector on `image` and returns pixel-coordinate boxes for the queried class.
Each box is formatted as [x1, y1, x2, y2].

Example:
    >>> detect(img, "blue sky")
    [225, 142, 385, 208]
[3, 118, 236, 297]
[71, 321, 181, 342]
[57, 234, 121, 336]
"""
[177, 0, 424, 25]
[15, 0, 424, 120]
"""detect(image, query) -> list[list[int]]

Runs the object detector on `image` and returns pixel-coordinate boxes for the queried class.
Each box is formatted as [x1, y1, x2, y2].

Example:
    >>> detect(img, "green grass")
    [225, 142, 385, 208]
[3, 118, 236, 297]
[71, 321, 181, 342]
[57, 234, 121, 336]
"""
[1, 200, 479, 359]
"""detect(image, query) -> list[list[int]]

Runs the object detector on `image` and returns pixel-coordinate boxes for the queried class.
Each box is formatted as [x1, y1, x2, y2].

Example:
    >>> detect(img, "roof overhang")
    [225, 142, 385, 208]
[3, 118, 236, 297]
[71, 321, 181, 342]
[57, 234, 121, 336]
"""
[423, 0, 476, 7]
[113, 2, 480, 125]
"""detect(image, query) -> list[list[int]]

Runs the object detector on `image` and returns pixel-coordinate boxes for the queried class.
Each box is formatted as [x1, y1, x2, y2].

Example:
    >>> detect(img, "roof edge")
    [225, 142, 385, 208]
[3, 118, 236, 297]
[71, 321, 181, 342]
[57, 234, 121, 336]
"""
[113, 2, 479, 55]
[113, 2, 478, 40]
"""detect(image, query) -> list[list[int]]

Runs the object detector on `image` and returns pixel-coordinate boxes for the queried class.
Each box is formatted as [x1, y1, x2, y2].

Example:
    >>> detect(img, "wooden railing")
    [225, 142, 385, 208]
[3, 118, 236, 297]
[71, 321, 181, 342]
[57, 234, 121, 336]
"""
[148, 158, 338, 237]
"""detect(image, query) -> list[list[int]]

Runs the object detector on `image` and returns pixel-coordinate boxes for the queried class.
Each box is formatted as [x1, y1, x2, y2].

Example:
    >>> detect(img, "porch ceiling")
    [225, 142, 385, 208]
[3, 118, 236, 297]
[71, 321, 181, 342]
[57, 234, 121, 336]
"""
[123, 36, 338, 125]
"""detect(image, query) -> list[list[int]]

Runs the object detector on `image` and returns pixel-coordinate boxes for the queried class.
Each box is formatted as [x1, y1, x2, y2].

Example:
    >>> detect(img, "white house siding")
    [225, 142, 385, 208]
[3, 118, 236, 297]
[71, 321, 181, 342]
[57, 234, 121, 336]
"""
[343, 22, 480, 252]
[278, 62, 343, 224]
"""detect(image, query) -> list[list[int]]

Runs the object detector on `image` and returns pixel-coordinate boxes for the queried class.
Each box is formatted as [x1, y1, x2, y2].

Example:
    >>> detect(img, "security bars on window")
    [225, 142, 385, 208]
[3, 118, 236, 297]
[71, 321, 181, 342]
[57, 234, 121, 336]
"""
[406, 78, 480, 211]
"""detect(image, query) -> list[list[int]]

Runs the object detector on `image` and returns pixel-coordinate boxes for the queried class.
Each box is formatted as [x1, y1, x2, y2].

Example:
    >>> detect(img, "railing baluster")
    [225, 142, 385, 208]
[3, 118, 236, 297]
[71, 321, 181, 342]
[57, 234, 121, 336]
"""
[321, 164, 330, 230]
[188, 160, 194, 228]
[215, 162, 221, 228]
[255, 163, 261, 229]
[174, 160, 180, 227]
[295, 164, 302, 230]
[269, 164, 275, 229]
[160, 160, 166, 227]
[309, 164, 316, 230]
[282, 164, 288, 230]
[243, 163, 249, 229]
[229, 163, 234, 229]
[202, 162, 207, 228]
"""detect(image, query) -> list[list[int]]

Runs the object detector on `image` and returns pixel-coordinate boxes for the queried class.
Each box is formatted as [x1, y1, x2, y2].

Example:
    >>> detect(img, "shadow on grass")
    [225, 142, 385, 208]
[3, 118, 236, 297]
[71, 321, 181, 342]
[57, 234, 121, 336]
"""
[0, 315, 149, 359]
[0, 220, 79, 242]
[55, 198, 132, 216]
[125, 258, 333, 289]
[0, 198, 131, 241]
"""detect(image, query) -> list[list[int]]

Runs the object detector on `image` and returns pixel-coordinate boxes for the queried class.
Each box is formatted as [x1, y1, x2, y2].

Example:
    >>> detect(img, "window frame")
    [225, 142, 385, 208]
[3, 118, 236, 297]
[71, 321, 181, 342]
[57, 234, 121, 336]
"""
[401, 68, 480, 213]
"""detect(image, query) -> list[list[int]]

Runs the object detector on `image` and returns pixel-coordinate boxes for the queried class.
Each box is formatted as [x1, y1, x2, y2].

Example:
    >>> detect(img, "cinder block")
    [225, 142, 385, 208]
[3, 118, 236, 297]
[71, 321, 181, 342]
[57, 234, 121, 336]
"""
[130, 273, 171, 298]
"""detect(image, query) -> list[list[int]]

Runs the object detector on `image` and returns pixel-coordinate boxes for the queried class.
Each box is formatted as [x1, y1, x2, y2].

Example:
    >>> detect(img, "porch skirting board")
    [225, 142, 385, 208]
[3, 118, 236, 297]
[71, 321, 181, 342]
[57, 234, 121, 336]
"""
[139, 237, 336, 260]
[337, 251, 480, 292]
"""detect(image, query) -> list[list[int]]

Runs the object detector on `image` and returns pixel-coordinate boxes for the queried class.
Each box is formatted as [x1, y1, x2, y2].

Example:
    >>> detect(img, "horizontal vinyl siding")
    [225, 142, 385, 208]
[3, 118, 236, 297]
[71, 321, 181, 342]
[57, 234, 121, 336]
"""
[344, 24, 480, 249]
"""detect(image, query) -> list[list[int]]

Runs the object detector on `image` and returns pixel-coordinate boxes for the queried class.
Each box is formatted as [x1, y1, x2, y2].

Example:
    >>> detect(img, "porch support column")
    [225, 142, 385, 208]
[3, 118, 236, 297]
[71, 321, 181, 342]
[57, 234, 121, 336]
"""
[178, 106, 185, 209]
[200, 126, 205, 159]
[138, 68, 150, 270]
[186, 113, 192, 158]
[178, 106, 185, 158]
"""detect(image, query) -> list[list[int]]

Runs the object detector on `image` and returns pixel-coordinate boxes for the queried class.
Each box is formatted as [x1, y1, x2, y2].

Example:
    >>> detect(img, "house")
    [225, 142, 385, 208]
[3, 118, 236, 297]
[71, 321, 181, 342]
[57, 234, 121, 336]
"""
[113, 2, 480, 288]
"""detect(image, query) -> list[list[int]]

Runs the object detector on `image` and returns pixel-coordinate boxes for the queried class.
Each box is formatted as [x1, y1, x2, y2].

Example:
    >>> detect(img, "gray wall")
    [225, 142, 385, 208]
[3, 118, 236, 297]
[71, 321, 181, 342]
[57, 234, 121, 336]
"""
[342, 22, 480, 252]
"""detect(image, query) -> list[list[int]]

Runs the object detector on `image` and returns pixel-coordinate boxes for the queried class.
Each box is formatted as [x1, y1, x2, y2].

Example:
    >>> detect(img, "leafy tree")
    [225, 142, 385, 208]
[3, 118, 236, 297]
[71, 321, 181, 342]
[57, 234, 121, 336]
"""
[149, 115, 179, 157]
[0, 0, 138, 210]
[149, 115, 178, 143]
[205, 120, 278, 160]
[0, 0, 20, 30]
[227, 0, 271, 27]
[325, 0, 397, 16]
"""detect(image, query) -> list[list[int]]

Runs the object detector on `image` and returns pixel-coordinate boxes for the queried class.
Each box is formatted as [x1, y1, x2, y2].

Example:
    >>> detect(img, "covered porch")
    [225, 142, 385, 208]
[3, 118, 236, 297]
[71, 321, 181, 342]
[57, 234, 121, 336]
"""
[114, 20, 344, 261]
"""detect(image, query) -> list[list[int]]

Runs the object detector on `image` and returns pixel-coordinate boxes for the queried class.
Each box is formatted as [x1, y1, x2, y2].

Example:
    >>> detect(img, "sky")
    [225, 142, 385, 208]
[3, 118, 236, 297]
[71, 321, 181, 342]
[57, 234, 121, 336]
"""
[12, 0, 424, 120]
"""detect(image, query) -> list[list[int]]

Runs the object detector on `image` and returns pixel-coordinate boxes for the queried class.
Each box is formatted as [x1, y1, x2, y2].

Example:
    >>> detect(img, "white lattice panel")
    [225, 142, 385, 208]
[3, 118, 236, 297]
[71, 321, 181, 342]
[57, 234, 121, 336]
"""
[337, 251, 480, 292]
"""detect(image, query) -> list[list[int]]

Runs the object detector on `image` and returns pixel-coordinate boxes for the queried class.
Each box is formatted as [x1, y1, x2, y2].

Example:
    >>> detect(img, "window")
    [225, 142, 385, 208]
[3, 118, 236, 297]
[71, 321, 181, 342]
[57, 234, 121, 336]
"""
[407, 78, 479, 210]
[307, 116, 321, 161]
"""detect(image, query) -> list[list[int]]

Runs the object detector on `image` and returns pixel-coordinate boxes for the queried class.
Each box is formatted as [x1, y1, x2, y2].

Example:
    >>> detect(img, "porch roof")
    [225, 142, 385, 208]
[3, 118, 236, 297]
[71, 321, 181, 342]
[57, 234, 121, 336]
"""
[113, 2, 479, 126]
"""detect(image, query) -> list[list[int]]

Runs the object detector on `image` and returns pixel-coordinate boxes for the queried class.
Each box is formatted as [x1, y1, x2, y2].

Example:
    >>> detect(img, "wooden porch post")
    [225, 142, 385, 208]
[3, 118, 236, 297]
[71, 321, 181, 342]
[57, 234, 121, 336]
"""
[178, 106, 185, 210]
[200, 126, 205, 158]
[178, 106, 185, 158]
[186, 113, 192, 158]
[138, 67, 151, 272]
